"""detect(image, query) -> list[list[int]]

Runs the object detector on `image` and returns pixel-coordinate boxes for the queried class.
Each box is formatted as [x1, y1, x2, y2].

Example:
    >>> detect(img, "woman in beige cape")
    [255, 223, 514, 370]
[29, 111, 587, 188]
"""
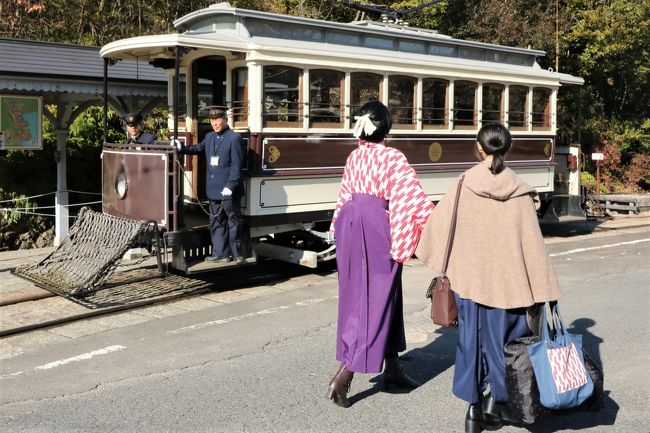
[416, 123, 561, 433]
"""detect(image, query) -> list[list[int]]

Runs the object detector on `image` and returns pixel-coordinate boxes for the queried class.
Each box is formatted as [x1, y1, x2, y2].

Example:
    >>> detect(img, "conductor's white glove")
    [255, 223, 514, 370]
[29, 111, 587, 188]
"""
[172, 138, 182, 151]
[221, 187, 232, 196]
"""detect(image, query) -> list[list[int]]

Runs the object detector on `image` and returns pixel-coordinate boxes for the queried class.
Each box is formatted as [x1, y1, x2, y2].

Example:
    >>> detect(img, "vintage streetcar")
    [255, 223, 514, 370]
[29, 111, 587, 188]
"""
[99, 2, 584, 274]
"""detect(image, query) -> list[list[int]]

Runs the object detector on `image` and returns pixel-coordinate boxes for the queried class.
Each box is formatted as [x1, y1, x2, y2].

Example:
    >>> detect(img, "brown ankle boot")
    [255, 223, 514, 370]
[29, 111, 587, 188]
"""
[327, 364, 354, 408]
[382, 356, 420, 390]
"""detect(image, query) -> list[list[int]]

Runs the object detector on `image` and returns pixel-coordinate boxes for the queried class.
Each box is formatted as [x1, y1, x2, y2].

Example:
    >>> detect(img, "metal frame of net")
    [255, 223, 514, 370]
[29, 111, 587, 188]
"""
[14, 208, 150, 296]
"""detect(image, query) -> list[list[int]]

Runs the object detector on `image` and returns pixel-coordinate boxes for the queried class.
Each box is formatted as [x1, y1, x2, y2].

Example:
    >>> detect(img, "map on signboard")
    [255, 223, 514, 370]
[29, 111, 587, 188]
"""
[0, 96, 41, 149]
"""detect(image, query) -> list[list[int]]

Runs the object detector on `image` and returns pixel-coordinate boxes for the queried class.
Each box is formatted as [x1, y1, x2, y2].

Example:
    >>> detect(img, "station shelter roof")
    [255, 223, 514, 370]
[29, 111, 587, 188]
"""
[0, 37, 167, 101]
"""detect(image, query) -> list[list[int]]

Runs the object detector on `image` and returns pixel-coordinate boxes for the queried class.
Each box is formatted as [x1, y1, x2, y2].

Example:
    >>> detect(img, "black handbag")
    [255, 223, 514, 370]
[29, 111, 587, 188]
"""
[425, 175, 464, 328]
[503, 302, 605, 424]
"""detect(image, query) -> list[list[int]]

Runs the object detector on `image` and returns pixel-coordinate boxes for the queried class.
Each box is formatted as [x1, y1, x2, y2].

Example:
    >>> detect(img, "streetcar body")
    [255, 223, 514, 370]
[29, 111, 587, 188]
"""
[100, 2, 584, 272]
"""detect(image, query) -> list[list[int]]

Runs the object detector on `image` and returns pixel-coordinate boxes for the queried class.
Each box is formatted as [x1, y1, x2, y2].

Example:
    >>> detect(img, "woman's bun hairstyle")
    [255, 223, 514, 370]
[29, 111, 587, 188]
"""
[477, 123, 512, 174]
[359, 100, 392, 143]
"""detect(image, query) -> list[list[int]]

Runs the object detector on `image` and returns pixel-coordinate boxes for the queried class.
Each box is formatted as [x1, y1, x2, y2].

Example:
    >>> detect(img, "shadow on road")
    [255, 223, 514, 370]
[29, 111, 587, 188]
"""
[540, 218, 604, 238]
[515, 318, 618, 432]
[347, 327, 457, 405]
[516, 389, 619, 432]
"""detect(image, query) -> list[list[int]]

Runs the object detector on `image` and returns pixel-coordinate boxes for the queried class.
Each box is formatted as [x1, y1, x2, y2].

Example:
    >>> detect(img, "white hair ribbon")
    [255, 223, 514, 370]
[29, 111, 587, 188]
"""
[353, 114, 377, 138]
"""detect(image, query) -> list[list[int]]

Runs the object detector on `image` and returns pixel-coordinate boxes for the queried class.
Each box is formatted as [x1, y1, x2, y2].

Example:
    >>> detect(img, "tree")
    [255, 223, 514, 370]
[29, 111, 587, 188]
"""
[565, 0, 650, 121]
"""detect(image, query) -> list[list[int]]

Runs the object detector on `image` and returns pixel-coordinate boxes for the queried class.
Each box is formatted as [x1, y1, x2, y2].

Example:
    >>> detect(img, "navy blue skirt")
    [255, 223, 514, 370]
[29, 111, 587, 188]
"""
[452, 293, 531, 404]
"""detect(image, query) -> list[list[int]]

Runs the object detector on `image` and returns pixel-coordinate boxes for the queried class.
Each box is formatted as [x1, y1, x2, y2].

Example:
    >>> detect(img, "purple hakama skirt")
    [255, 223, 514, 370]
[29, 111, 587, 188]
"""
[334, 193, 406, 374]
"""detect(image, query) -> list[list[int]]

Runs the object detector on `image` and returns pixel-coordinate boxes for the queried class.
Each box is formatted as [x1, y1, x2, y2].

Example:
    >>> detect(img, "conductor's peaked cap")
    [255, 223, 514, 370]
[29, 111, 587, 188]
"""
[207, 106, 227, 118]
[123, 113, 143, 126]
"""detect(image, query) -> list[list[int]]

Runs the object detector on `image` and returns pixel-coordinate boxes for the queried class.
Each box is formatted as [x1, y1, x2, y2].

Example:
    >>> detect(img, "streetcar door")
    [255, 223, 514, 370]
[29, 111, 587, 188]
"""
[191, 56, 227, 200]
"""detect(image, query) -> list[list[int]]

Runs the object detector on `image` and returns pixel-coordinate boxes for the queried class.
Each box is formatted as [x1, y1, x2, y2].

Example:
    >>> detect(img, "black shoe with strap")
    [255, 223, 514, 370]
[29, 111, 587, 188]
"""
[465, 403, 484, 433]
[465, 396, 504, 433]
[382, 356, 420, 390]
[480, 396, 504, 430]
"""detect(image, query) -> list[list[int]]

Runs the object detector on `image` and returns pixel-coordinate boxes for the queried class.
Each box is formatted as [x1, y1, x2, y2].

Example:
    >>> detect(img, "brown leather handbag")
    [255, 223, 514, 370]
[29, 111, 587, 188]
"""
[425, 175, 464, 328]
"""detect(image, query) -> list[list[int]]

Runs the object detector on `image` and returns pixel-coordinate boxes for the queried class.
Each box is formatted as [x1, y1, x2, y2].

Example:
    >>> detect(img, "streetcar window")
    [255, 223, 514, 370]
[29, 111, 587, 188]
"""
[350, 72, 382, 125]
[399, 40, 426, 54]
[460, 46, 485, 61]
[482, 83, 504, 124]
[365, 35, 396, 51]
[247, 19, 284, 38]
[232, 67, 248, 128]
[453, 81, 477, 129]
[508, 85, 528, 130]
[287, 25, 323, 43]
[532, 87, 551, 130]
[487, 51, 534, 67]
[388, 75, 416, 129]
[429, 43, 457, 58]
[327, 30, 362, 47]
[309, 69, 344, 128]
[422, 78, 448, 129]
[263, 65, 302, 128]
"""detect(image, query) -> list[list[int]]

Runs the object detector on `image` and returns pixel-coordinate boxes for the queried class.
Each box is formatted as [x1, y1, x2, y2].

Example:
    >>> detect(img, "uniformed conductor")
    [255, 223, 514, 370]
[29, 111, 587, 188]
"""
[178, 106, 246, 264]
[123, 113, 156, 144]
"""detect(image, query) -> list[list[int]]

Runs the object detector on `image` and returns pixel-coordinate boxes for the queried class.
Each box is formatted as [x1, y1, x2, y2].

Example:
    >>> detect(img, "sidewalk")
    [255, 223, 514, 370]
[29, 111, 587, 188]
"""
[595, 213, 650, 230]
[0, 247, 55, 304]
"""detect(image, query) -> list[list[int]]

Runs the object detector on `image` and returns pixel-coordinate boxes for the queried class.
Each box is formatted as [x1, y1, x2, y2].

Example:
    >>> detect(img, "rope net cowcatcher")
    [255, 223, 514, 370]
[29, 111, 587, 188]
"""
[14, 207, 152, 296]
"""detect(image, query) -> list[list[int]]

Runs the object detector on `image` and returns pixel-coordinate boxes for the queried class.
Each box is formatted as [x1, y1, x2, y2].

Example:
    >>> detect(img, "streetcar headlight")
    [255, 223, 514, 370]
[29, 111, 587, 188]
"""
[115, 172, 128, 199]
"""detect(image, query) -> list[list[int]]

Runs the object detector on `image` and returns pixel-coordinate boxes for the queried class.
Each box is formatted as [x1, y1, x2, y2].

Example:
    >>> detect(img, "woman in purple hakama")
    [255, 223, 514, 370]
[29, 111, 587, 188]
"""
[326, 101, 433, 408]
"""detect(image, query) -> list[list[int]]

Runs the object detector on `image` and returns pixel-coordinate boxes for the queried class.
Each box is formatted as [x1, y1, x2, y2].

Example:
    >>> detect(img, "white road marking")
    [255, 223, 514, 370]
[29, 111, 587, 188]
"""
[0, 371, 24, 380]
[549, 238, 650, 257]
[34, 345, 127, 371]
[1, 345, 127, 380]
[170, 296, 332, 334]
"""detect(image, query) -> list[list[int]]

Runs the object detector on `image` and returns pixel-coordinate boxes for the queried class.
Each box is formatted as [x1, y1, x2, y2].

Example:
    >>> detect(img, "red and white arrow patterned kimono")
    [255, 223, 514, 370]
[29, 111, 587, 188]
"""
[331, 140, 434, 263]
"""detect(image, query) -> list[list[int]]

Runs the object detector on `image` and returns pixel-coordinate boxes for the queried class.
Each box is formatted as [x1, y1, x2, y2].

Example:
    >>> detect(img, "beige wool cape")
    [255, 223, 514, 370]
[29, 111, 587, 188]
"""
[415, 161, 561, 309]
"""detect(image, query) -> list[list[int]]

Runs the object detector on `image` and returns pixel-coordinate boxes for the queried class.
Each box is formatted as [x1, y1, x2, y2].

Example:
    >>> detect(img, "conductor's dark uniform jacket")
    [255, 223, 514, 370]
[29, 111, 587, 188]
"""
[127, 132, 156, 144]
[179, 126, 245, 200]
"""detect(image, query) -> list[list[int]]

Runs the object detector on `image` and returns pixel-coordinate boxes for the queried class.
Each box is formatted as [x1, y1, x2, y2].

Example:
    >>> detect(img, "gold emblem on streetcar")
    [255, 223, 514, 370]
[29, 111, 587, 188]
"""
[268, 145, 281, 163]
[428, 142, 443, 162]
[544, 142, 551, 157]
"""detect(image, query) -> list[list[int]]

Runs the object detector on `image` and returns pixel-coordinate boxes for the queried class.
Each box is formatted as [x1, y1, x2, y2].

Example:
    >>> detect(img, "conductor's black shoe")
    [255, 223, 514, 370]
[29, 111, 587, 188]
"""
[205, 256, 232, 263]
[234, 256, 247, 265]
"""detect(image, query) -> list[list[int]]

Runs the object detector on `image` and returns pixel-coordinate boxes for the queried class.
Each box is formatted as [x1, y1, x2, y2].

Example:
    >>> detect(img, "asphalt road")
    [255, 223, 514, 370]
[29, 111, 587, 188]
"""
[0, 226, 648, 433]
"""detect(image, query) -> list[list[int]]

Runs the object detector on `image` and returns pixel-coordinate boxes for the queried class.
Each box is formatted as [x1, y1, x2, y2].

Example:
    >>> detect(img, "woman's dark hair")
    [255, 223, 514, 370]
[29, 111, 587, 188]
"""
[477, 123, 512, 174]
[358, 100, 392, 143]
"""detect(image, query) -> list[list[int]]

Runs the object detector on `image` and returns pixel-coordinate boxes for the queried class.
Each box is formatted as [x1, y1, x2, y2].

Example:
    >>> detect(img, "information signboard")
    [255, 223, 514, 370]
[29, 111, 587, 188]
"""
[0, 95, 42, 150]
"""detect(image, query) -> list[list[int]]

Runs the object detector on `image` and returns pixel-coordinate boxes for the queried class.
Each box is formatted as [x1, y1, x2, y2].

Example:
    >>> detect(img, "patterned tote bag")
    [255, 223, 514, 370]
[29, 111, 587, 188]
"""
[527, 301, 594, 410]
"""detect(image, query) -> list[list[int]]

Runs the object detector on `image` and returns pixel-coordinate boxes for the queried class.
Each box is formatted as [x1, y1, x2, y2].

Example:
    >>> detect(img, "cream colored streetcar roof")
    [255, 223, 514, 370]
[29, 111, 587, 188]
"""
[100, 2, 583, 86]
